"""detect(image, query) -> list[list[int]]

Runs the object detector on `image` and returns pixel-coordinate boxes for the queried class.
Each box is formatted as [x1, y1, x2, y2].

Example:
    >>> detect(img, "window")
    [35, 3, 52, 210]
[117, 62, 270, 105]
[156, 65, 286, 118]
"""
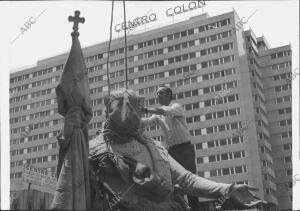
[197, 157, 203, 164]
[222, 168, 230, 175]
[285, 156, 291, 163]
[201, 50, 207, 56]
[219, 139, 226, 146]
[198, 171, 204, 177]
[181, 31, 187, 37]
[235, 166, 243, 173]
[199, 25, 205, 32]
[177, 93, 184, 99]
[221, 153, 228, 160]
[189, 52, 196, 59]
[185, 104, 192, 111]
[196, 143, 202, 150]
[182, 42, 188, 49]
[220, 19, 227, 26]
[186, 117, 193, 124]
[217, 111, 224, 118]
[193, 102, 199, 109]
[210, 170, 217, 177]
[175, 56, 181, 62]
[174, 44, 181, 51]
[189, 40, 195, 47]
[222, 31, 229, 38]
[224, 56, 231, 63]
[174, 33, 180, 39]
[199, 37, 206, 44]
[206, 113, 212, 120]
[284, 144, 292, 150]
[201, 62, 208, 68]
[182, 54, 189, 61]
[211, 46, 218, 53]
[209, 155, 216, 162]
[168, 58, 174, 64]
[211, 35, 217, 41]
[188, 29, 194, 35]
[233, 151, 241, 158]
[208, 141, 215, 148]
[157, 37, 163, 44]
[51, 155, 56, 161]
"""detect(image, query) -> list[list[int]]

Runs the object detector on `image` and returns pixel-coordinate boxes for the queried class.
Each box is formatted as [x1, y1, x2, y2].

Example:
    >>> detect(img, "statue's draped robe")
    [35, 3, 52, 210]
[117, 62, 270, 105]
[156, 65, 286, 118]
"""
[51, 33, 92, 210]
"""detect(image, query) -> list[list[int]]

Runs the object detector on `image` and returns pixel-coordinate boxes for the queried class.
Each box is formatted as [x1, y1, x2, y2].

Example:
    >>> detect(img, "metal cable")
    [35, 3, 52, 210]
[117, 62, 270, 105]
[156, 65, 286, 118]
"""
[123, 0, 128, 89]
[106, 0, 115, 96]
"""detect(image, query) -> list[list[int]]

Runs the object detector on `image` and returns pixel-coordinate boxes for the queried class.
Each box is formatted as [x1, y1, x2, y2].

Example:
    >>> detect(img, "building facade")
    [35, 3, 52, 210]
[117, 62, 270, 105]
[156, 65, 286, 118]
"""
[9, 10, 292, 210]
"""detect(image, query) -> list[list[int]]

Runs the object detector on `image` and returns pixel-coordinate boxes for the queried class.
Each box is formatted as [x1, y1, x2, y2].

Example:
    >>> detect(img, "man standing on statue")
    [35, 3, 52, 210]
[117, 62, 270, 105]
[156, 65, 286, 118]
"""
[141, 85, 199, 211]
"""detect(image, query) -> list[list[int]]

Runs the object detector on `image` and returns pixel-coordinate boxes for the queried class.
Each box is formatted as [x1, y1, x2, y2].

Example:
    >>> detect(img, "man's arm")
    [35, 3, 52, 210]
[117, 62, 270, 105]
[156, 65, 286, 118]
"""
[146, 108, 165, 116]
[145, 103, 185, 118]
[168, 154, 232, 199]
[140, 115, 160, 129]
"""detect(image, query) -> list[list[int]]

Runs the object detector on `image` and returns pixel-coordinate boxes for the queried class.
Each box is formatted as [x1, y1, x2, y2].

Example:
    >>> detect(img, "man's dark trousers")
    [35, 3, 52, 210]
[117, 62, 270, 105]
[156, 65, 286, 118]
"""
[168, 142, 198, 211]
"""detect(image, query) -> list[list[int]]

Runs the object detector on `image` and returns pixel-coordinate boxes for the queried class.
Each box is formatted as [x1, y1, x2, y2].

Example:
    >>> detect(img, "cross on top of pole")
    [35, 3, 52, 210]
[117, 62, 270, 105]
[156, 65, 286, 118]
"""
[68, 10, 85, 36]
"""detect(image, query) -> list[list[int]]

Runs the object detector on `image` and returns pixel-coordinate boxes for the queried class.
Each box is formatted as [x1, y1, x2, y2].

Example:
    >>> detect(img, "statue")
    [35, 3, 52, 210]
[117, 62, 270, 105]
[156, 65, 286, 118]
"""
[51, 10, 92, 210]
[88, 90, 264, 210]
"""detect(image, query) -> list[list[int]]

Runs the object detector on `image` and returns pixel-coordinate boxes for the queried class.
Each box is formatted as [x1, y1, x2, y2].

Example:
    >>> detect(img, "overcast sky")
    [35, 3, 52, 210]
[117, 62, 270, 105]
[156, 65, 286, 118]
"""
[0, 0, 299, 209]
[1, 0, 299, 73]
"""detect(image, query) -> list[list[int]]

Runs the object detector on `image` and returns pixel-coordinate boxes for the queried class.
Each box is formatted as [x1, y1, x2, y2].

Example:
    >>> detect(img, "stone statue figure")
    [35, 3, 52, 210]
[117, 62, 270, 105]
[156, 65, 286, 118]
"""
[51, 10, 92, 210]
[88, 90, 264, 211]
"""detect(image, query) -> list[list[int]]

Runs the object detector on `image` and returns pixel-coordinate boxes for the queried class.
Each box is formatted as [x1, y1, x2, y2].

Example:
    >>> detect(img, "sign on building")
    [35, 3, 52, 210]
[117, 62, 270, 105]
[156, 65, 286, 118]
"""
[23, 164, 56, 191]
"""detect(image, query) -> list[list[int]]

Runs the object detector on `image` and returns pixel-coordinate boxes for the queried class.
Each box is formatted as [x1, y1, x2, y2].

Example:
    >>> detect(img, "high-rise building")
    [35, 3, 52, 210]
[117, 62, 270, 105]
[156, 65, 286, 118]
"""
[9, 10, 292, 210]
[258, 38, 292, 210]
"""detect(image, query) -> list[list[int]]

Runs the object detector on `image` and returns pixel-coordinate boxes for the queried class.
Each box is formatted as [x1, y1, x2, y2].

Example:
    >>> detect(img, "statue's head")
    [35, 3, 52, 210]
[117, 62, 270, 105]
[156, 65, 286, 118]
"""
[104, 89, 145, 133]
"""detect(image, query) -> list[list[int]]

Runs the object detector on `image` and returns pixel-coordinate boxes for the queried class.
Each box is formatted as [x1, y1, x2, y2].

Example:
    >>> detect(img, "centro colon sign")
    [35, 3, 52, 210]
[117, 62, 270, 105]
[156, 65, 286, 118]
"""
[114, 1, 206, 33]
[166, 1, 206, 17]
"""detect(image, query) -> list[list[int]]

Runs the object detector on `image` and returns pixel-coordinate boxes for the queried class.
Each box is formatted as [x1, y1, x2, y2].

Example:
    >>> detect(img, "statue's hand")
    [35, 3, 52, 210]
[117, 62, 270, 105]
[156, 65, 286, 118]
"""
[228, 184, 265, 207]
[132, 163, 171, 198]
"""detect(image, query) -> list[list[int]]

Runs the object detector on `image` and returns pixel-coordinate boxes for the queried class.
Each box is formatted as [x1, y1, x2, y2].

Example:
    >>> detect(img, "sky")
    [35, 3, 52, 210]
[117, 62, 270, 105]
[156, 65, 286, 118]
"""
[1, 0, 299, 72]
[0, 0, 299, 209]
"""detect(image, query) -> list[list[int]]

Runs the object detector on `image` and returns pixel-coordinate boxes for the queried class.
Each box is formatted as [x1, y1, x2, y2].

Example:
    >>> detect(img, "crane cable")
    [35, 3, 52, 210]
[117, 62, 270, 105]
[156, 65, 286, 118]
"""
[106, 0, 129, 94]
[123, 0, 128, 89]
[105, 0, 115, 96]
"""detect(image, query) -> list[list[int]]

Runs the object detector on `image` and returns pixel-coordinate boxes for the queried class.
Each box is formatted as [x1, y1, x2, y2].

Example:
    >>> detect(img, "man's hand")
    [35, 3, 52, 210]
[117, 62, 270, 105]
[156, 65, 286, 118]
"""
[228, 184, 265, 207]
[141, 107, 149, 114]
[147, 108, 165, 116]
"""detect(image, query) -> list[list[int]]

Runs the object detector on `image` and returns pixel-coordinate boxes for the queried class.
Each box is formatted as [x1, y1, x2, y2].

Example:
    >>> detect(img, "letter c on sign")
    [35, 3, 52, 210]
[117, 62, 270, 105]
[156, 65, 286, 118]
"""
[240, 17, 248, 24]
[166, 8, 173, 17]
[115, 24, 121, 33]
[29, 17, 36, 24]
[294, 173, 300, 182]
[294, 67, 299, 76]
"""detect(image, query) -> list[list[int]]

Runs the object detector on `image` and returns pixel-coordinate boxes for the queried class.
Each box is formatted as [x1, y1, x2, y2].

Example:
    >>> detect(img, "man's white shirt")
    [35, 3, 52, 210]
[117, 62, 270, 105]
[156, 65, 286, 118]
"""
[141, 103, 191, 149]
